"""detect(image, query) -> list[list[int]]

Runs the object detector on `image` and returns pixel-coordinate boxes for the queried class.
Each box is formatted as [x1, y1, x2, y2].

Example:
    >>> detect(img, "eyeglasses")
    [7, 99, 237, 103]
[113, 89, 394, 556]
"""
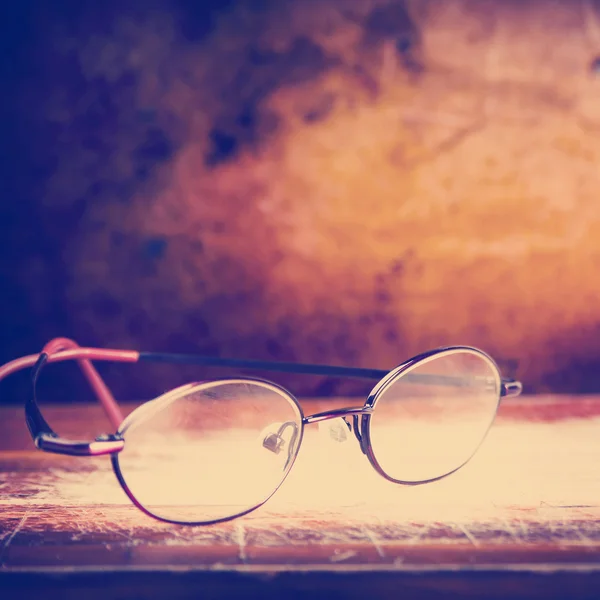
[0, 337, 522, 525]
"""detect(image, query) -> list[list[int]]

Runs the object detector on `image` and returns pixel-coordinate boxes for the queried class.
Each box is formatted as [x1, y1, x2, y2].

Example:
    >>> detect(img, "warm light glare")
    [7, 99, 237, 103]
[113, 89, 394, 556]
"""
[368, 348, 500, 482]
[5, 413, 600, 524]
[119, 428, 293, 514]
[115, 379, 303, 522]
[107, 350, 504, 523]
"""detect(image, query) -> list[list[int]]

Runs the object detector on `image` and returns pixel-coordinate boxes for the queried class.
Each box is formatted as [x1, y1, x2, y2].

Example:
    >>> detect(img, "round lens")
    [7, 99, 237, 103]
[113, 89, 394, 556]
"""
[366, 348, 501, 483]
[113, 379, 303, 524]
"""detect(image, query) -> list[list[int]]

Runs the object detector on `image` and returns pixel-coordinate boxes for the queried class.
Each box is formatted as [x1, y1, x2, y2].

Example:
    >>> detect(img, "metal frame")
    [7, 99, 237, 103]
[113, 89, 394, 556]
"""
[0, 336, 523, 525]
[111, 377, 306, 526]
[362, 346, 504, 486]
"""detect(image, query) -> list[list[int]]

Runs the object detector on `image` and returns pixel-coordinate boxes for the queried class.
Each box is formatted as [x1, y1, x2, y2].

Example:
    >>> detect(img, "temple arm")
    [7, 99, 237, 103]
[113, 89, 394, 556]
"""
[0, 338, 138, 456]
[1, 341, 523, 404]
[0, 338, 137, 428]
[137, 352, 522, 397]
[0, 339, 522, 457]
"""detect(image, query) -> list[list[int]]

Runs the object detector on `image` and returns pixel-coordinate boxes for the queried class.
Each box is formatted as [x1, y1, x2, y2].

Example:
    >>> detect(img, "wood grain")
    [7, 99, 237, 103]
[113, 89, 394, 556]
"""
[1, 396, 600, 598]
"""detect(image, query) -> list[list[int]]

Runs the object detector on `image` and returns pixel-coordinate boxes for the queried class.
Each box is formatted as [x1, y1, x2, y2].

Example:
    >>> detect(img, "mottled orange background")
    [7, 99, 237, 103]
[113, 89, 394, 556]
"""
[2, 0, 600, 401]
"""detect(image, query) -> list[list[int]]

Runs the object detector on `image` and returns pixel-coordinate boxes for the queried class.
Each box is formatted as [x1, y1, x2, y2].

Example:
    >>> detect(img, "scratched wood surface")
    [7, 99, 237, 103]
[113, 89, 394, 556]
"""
[1, 396, 600, 599]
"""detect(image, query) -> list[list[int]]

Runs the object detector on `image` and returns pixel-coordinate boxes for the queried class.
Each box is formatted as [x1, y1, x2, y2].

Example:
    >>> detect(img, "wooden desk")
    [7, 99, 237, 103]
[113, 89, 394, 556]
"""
[1, 397, 600, 599]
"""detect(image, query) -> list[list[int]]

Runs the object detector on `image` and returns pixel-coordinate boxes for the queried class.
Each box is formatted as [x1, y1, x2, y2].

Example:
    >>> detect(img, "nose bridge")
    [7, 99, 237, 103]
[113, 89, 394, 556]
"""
[303, 406, 373, 425]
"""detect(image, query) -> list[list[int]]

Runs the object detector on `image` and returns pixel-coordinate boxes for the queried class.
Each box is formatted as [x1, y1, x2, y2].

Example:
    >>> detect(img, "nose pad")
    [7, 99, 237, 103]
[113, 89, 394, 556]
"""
[316, 416, 368, 479]
[329, 417, 352, 442]
[262, 430, 285, 454]
[319, 416, 366, 454]
[260, 421, 299, 470]
[317, 417, 351, 444]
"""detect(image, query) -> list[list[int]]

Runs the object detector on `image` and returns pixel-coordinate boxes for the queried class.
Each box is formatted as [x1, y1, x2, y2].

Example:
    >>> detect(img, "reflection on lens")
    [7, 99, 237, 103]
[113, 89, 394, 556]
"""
[367, 348, 501, 483]
[113, 379, 303, 524]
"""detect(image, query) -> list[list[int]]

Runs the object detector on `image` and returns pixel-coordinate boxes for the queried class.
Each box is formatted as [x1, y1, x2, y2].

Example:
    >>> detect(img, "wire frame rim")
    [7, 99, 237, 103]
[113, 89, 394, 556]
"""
[361, 346, 503, 486]
[111, 377, 306, 526]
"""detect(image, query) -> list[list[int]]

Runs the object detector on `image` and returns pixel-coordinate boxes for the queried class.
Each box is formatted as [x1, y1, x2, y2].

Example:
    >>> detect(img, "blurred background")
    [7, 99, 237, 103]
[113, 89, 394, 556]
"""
[1, 0, 600, 404]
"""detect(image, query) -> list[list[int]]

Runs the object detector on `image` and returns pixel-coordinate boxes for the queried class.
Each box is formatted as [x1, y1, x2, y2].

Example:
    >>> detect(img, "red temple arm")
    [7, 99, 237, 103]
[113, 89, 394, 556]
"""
[0, 337, 139, 429]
